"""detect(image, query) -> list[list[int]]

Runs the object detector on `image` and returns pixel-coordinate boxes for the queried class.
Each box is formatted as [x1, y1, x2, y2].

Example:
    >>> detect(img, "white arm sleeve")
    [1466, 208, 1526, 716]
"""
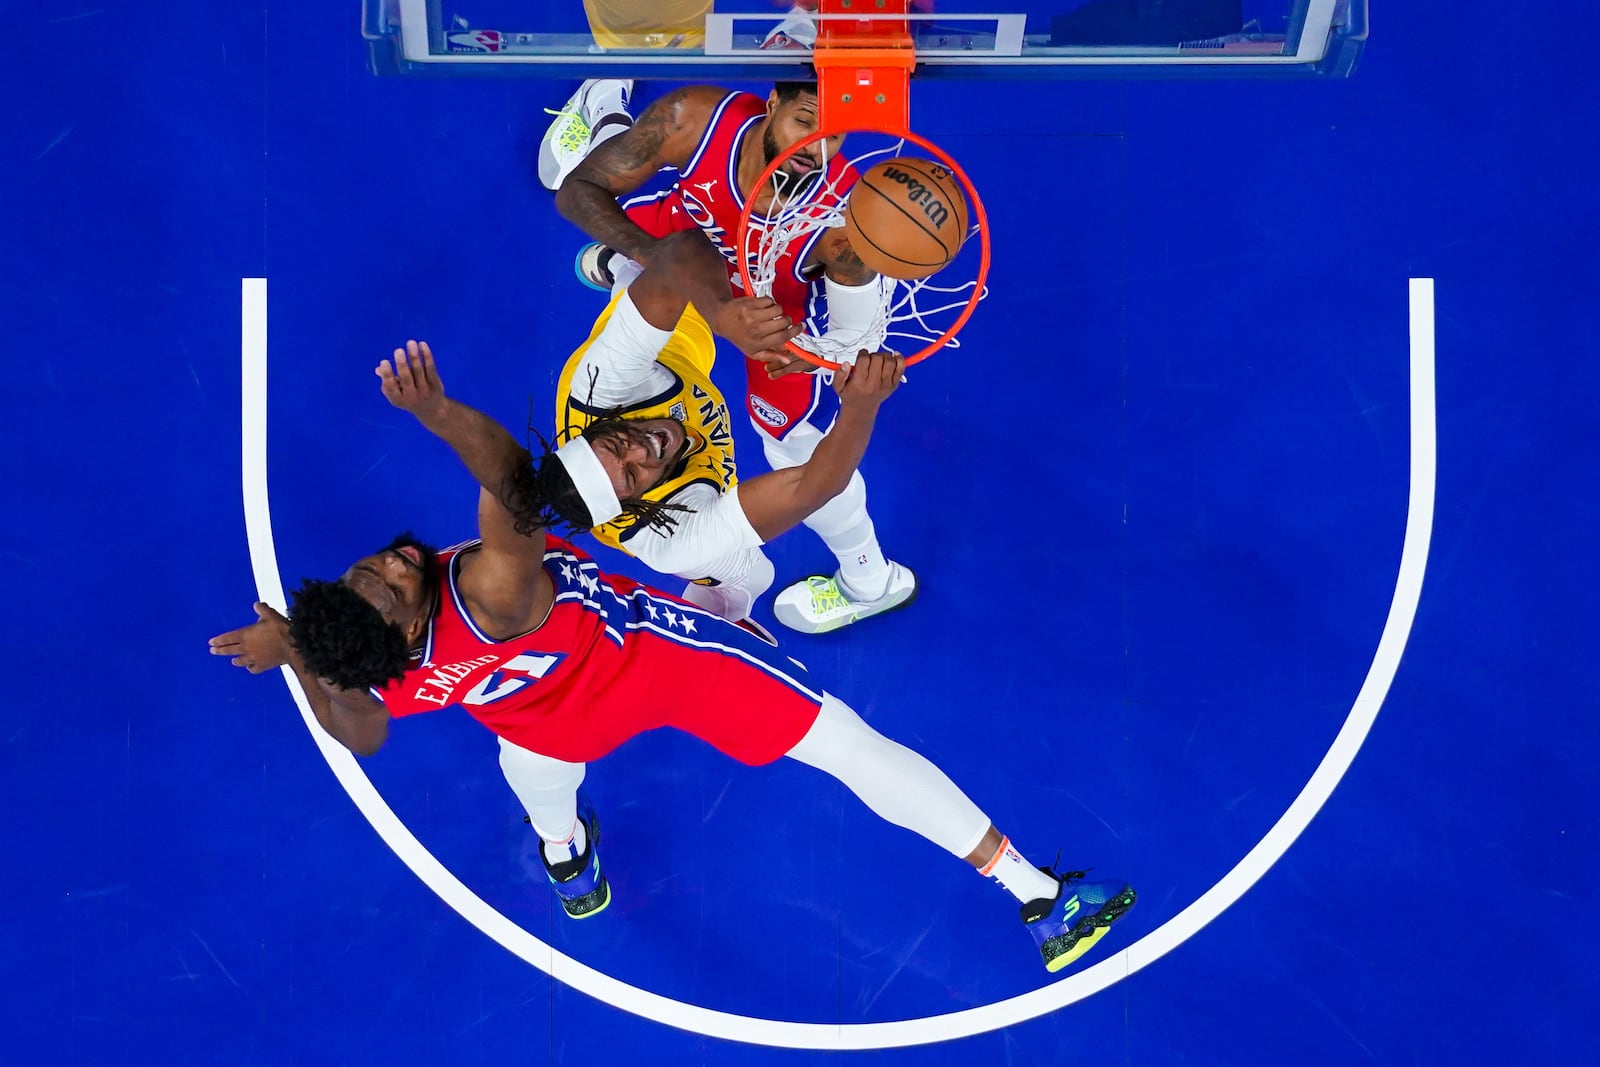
[820, 275, 888, 359]
[626, 482, 765, 577]
[572, 290, 678, 408]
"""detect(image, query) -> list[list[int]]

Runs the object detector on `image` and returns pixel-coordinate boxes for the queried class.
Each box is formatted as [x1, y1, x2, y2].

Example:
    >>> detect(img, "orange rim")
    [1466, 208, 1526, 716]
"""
[733, 127, 990, 371]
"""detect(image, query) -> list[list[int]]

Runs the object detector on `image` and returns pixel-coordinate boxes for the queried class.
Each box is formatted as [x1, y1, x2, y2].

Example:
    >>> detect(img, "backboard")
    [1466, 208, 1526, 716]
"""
[363, 1, 1368, 81]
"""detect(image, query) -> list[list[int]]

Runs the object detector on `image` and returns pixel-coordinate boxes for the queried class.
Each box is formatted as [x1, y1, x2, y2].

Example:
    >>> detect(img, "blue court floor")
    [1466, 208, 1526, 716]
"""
[3, 3, 1597, 1064]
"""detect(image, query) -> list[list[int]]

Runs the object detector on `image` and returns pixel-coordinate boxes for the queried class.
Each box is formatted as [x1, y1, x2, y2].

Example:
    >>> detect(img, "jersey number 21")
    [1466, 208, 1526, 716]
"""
[462, 652, 565, 707]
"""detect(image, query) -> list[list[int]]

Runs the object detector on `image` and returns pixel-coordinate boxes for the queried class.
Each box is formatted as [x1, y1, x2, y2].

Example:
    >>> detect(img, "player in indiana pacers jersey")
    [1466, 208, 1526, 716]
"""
[534, 228, 908, 629]
[547, 79, 919, 637]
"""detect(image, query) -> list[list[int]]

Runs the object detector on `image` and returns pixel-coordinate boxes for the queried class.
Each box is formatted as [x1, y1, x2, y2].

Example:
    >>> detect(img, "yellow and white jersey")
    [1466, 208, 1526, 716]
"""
[582, 0, 709, 49]
[555, 289, 749, 568]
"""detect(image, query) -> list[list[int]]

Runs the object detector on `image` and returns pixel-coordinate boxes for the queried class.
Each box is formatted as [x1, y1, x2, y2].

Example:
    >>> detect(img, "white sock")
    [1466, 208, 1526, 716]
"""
[609, 255, 644, 295]
[541, 817, 589, 866]
[827, 516, 891, 600]
[980, 836, 1060, 904]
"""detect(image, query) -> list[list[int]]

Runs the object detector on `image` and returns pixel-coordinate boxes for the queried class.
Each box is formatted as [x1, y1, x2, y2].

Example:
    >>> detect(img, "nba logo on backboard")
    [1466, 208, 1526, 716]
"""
[446, 30, 502, 53]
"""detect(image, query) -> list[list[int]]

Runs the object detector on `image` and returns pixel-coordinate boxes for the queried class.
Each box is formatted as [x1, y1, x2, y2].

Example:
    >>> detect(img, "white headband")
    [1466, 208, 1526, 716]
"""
[554, 436, 624, 526]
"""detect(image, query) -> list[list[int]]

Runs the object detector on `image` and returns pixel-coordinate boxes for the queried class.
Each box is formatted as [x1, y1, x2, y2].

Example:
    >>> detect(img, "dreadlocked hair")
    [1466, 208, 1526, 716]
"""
[504, 406, 694, 540]
[288, 578, 410, 692]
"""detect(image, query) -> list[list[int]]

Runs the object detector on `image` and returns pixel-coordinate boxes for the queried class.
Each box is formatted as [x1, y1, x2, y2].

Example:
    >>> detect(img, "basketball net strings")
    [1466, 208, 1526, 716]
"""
[749, 138, 988, 361]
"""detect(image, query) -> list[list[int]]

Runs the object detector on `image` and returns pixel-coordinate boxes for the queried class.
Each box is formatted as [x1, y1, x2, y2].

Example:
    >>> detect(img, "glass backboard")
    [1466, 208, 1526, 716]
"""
[363, 1, 1367, 80]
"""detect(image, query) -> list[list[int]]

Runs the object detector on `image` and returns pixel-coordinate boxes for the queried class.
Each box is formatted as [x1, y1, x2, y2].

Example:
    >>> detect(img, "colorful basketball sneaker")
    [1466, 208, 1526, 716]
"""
[538, 798, 610, 919]
[1021, 868, 1137, 972]
[573, 242, 618, 292]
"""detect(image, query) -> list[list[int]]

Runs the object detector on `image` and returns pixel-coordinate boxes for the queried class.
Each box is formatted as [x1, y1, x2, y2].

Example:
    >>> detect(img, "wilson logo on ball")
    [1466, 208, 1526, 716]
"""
[844, 158, 969, 281]
[879, 166, 952, 229]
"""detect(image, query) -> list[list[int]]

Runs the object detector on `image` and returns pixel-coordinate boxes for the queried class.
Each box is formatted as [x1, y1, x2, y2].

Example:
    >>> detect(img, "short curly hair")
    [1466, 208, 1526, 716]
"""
[773, 79, 818, 105]
[505, 414, 691, 539]
[287, 578, 410, 692]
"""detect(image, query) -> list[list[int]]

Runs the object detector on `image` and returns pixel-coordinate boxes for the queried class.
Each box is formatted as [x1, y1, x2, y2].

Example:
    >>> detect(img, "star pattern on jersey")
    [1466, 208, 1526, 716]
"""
[550, 553, 716, 641]
[553, 554, 612, 601]
[643, 599, 703, 636]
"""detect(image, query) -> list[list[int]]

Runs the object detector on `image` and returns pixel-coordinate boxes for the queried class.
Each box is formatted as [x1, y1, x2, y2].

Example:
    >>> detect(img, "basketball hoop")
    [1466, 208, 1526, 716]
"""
[733, 127, 991, 371]
[730, 0, 988, 371]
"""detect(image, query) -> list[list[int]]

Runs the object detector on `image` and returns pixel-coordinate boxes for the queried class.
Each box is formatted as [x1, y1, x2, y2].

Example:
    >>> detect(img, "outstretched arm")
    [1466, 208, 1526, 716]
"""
[378, 343, 524, 507]
[376, 341, 533, 548]
[629, 230, 801, 355]
[208, 603, 391, 756]
[378, 342, 553, 626]
[733, 352, 904, 540]
[555, 86, 726, 266]
[757, 235, 884, 381]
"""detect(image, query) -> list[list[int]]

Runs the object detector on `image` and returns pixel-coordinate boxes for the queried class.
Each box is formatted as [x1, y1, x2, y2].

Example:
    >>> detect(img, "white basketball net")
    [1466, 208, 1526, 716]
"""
[742, 140, 987, 364]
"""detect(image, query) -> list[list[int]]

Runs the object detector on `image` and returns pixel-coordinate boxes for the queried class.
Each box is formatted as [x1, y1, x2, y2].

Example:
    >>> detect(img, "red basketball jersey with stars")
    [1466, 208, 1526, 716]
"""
[373, 538, 822, 765]
[627, 91, 859, 326]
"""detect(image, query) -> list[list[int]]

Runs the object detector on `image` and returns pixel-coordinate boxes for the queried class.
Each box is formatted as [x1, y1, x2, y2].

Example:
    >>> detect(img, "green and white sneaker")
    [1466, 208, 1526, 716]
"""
[538, 79, 632, 191]
[772, 562, 918, 634]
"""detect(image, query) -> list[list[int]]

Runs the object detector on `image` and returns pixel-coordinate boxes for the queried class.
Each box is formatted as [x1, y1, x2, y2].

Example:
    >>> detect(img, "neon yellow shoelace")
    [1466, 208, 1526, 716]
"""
[805, 576, 851, 615]
[543, 106, 592, 153]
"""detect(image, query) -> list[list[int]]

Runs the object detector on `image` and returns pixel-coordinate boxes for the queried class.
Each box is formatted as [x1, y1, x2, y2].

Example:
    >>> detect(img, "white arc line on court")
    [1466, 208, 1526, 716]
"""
[239, 277, 1436, 1049]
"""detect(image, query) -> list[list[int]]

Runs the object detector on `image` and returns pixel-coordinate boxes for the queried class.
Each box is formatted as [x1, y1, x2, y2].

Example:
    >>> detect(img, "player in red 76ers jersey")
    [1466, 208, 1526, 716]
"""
[546, 80, 918, 638]
[208, 349, 1137, 975]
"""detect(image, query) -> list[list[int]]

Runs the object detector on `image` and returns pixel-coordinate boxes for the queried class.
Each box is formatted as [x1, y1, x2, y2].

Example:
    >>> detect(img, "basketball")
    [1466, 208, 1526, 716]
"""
[843, 158, 969, 281]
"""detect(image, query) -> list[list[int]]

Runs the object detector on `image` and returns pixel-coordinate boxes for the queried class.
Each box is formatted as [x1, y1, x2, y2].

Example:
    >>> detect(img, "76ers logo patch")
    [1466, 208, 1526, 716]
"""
[750, 395, 788, 428]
